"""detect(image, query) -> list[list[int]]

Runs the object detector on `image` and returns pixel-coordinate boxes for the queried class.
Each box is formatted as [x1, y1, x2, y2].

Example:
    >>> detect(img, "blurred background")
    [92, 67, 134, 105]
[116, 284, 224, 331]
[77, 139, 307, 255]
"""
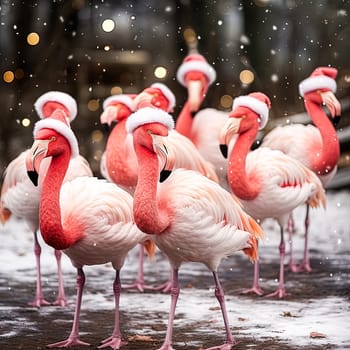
[1, 0, 349, 187]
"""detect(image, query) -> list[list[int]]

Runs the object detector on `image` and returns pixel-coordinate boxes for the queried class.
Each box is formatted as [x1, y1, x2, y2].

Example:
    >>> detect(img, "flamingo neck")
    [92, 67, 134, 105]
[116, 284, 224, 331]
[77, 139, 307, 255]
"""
[40, 150, 76, 250]
[133, 143, 169, 235]
[175, 101, 195, 139]
[105, 119, 138, 188]
[304, 99, 340, 175]
[228, 127, 260, 200]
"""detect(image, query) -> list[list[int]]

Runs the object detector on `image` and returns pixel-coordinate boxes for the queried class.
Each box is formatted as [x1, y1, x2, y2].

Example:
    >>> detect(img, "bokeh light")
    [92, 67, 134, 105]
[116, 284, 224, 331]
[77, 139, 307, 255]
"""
[91, 130, 104, 143]
[154, 66, 167, 79]
[27, 32, 40, 46]
[239, 70, 255, 85]
[102, 19, 115, 32]
[220, 95, 233, 109]
[21, 118, 31, 127]
[3, 70, 14, 83]
[87, 99, 100, 112]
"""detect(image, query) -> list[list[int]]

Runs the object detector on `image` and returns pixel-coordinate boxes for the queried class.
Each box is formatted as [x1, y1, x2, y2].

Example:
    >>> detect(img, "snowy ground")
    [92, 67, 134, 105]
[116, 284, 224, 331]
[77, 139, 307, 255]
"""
[0, 189, 349, 349]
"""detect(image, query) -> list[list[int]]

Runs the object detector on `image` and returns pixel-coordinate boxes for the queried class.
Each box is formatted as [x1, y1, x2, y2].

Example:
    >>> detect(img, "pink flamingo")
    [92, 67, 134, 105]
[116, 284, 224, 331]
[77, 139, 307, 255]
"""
[175, 52, 231, 189]
[219, 92, 326, 298]
[126, 104, 264, 350]
[25, 93, 150, 348]
[99, 93, 156, 292]
[0, 91, 92, 308]
[262, 67, 341, 272]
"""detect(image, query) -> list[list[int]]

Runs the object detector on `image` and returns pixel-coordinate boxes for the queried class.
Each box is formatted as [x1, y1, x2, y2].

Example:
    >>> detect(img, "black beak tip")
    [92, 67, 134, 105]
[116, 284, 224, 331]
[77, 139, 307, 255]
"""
[220, 144, 228, 158]
[159, 169, 172, 183]
[27, 171, 39, 187]
[102, 123, 110, 132]
[332, 116, 341, 127]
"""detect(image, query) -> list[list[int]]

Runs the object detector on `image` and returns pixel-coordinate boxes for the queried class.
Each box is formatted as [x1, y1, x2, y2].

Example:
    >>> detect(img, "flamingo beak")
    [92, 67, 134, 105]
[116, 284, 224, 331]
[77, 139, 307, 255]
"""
[187, 80, 204, 112]
[25, 139, 50, 186]
[320, 91, 342, 123]
[219, 117, 242, 158]
[100, 105, 120, 130]
[151, 134, 175, 182]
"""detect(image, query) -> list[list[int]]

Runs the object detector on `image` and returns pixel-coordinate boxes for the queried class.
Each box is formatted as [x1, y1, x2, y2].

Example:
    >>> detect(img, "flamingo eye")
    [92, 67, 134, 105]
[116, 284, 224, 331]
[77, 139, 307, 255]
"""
[51, 136, 56, 141]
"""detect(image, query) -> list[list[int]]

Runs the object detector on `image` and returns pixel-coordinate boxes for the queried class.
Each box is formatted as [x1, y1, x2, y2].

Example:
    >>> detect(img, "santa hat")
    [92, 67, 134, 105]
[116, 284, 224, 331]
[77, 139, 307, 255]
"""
[34, 91, 77, 122]
[232, 92, 271, 130]
[299, 67, 337, 97]
[125, 106, 174, 134]
[103, 94, 135, 111]
[150, 83, 176, 112]
[33, 92, 79, 158]
[176, 53, 216, 86]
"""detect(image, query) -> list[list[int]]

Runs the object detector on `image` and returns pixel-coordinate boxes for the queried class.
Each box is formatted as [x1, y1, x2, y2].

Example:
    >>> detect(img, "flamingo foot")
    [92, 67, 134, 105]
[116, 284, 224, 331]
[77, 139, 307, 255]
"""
[286, 261, 300, 273]
[47, 336, 90, 348]
[157, 344, 175, 350]
[204, 341, 236, 349]
[240, 285, 264, 296]
[52, 296, 69, 307]
[28, 297, 51, 308]
[151, 279, 172, 293]
[265, 287, 288, 299]
[98, 335, 127, 349]
[296, 260, 312, 273]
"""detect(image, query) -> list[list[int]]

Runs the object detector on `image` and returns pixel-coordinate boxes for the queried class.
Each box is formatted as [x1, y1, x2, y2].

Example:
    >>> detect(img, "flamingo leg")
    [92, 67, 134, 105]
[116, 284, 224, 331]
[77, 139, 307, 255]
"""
[266, 226, 288, 298]
[204, 271, 236, 350]
[52, 249, 68, 306]
[240, 259, 264, 296]
[99, 270, 127, 349]
[29, 231, 50, 307]
[297, 204, 312, 272]
[287, 214, 299, 272]
[47, 267, 90, 347]
[157, 268, 179, 350]
[123, 244, 158, 292]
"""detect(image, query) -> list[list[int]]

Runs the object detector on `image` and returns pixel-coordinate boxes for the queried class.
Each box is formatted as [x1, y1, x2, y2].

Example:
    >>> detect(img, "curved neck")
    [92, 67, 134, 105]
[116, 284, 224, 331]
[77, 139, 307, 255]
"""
[228, 127, 260, 200]
[40, 151, 76, 249]
[133, 142, 169, 235]
[175, 101, 194, 139]
[304, 99, 340, 174]
[105, 120, 138, 188]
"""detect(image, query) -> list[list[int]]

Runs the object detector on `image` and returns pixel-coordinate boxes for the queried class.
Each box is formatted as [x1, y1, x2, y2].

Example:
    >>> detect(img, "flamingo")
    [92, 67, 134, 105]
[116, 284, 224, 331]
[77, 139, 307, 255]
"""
[261, 66, 341, 272]
[99, 93, 156, 292]
[219, 92, 326, 298]
[175, 52, 231, 189]
[25, 93, 150, 348]
[0, 91, 92, 308]
[126, 104, 264, 350]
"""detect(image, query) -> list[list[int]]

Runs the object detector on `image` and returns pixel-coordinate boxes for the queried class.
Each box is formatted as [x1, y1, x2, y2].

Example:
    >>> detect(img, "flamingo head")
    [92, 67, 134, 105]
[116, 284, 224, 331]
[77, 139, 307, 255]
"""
[184, 71, 210, 112]
[126, 107, 175, 182]
[100, 103, 133, 129]
[219, 92, 271, 158]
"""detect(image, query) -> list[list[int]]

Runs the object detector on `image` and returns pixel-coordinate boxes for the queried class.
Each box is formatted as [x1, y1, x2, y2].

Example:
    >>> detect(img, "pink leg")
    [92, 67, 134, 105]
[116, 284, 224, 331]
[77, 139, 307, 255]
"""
[266, 226, 288, 299]
[240, 260, 264, 296]
[286, 214, 299, 272]
[99, 270, 127, 349]
[52, 249, 68, 306]
[205, 271, 236, 350]
[123, 244, 158, 292]
[297, 205, 312, 272]
[29, 231, 50, 307]
[158, 268, 179, 350]
[47, 267, 90, 348]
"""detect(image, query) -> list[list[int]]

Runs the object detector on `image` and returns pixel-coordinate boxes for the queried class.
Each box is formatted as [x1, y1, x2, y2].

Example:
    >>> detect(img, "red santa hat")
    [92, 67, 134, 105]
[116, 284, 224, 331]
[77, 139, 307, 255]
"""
[176, 53, 216, 86]
[232, 92, 271, 130]
[33, 92, 79, 158]
[34, 91, 77, 122]
[150, 83, 176, 112]
[102, 94, 135, 111]
[299, 67, 337, 97]
[125, 106, 174, 134]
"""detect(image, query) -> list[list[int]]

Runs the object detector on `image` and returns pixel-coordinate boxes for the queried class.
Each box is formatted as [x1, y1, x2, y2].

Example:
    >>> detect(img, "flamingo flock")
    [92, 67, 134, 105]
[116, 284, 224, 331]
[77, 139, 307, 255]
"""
[0, 56, 342, 349]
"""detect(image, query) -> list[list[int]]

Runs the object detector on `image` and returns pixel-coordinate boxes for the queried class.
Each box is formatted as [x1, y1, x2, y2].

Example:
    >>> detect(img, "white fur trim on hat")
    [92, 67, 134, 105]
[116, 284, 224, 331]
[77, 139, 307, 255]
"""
[34, 91, 77, 122]
[176, 60, 216, 86]
[103, 95, 134, 111]
[299, 75, 337, 97]
[125, 107, 174, 134]
[33, 119, 79, 158]
[151, 83, 176, 112]
[233, 96, 269, 130]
